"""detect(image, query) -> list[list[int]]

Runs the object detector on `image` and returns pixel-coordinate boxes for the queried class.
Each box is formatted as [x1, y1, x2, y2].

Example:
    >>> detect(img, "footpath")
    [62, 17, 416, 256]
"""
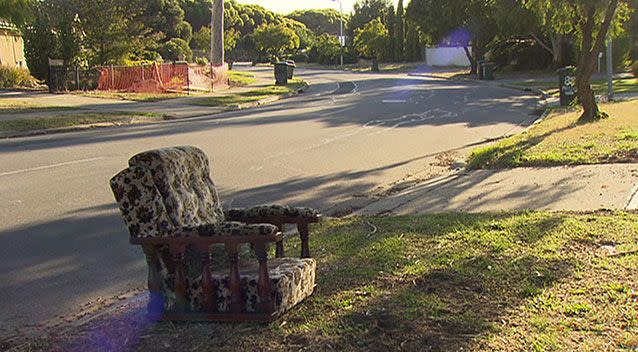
[359, 69, 638, 215]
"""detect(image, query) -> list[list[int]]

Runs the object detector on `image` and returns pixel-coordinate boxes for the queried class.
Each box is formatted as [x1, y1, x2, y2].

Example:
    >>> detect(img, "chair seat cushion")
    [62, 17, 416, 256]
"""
[215, 257, 316, 315]
[161, 257, 316, 315]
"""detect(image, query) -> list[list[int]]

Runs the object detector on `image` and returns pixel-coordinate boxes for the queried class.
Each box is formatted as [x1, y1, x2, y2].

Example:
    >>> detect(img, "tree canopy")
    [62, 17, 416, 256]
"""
[354, 18, 389, 70]
[251, 23, 300, 59]
[287, 9, 344, 36]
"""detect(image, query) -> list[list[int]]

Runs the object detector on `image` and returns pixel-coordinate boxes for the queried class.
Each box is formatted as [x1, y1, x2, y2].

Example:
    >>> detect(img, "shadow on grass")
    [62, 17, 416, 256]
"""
[33, 213, 583, 352]
[467, 124, 578, 169]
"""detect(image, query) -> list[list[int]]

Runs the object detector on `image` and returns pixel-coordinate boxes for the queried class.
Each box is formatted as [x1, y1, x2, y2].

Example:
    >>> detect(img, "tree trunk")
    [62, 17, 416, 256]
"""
[550, 34, 569, 68]
[371, 57, 379, 71]
[576, 0, 619, 123]
[463, 46, 476, 74]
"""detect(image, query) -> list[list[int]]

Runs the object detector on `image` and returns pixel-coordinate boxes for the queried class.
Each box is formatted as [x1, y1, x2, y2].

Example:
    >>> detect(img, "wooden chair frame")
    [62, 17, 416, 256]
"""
[133, 216, 321, 322]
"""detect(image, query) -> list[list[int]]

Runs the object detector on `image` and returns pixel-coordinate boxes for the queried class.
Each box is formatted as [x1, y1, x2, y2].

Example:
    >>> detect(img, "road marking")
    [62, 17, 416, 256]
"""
[382, 99, 407, 104]
[0, 157, 106, 177]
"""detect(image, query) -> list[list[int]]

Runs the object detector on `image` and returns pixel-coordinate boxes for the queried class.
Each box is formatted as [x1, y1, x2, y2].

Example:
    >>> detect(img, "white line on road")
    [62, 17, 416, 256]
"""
[0, 157, 106, 177]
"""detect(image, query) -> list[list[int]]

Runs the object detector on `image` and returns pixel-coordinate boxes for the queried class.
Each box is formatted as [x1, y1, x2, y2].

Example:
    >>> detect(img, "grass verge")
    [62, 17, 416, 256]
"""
[228, 70, 257, 87]
[74, 91, 187, 102]
[0, 99, 75, 112]
[467, 99, 638, 169]
[14, 212, 638, 352]
[513, 77, 638, 96]
[189, 79, 306, 107]
[0, 112, 164, 133]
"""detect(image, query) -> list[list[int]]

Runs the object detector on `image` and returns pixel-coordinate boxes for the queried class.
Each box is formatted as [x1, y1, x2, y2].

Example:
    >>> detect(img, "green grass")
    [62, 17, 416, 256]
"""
[74, 91, 187, 102]
[0, 99, 75, 112]
[21, 212, 638, 351]
[513, 77, 638, 96]
[467, 99, 638, 169]
[228, 70, 257, 87]
[189, 79, 306, 107]
[0, 112, 164, 133]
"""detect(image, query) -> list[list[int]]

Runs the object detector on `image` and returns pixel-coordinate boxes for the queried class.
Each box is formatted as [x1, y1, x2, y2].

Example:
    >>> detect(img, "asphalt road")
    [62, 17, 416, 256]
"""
[0, 67, 539, 336]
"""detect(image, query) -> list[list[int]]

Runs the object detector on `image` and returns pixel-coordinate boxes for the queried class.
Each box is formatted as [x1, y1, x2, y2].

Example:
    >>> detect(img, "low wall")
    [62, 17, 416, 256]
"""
[425, 47, 472, 67]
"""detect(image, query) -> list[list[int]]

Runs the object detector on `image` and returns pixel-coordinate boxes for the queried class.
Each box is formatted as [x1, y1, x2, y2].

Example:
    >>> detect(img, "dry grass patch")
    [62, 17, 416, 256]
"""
[0, 112, 165, 133]
[468, 99, 638, 168]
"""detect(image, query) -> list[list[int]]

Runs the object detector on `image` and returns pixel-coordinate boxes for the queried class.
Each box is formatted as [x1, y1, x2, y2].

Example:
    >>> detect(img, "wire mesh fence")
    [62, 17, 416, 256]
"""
[48, 62, 229, 94]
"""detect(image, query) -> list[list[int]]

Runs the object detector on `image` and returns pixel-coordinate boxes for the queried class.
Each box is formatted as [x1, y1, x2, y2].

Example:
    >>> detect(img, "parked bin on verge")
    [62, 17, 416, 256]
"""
[477, 59, 485, 80]
[274, 62, 288, 85]
[285, 60, 296, 79]
[482, 62, 495, 80]
[557, 66, 577, 107]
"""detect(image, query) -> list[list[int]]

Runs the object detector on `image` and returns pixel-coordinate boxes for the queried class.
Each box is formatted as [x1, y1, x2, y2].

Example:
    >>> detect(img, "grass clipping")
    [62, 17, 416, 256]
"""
[468, 99, 638, 169]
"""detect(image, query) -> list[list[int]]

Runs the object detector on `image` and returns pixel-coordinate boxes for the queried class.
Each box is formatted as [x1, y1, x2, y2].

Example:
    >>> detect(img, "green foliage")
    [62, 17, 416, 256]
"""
[633, 60, 638, 75]
[160, 38, 193, 61]
[0, 0, 32, 27]
[308, 34, 342, 65]
[251, 23, 300, 59]
[287, 9, 345, 35]
[350, 0, 391, 36]
[0, 65, 38, 88]
[354, 18, 389, 67]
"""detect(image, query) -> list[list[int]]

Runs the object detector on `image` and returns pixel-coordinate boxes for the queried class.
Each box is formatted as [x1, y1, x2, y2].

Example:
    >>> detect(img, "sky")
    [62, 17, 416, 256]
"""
[235, 0, 399, 15]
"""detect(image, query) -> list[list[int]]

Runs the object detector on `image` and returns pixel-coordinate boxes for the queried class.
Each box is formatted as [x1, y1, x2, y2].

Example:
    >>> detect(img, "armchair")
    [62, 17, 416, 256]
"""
[110, 146, 320, 322]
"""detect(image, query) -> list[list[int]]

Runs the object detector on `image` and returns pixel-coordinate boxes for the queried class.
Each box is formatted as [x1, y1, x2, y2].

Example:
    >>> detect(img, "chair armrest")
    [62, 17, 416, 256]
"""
[129, 222, 281, 246]
[224, 205, 320, 224]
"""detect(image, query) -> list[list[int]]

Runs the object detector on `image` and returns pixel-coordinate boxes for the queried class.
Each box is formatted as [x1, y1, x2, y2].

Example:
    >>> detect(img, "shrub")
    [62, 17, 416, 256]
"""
[195, 57, 209, 66]
[0, 66, 39, 88]
[161, 38, 193, 62]
[488, 39, 553, 71]
[632, 61, 638, 76]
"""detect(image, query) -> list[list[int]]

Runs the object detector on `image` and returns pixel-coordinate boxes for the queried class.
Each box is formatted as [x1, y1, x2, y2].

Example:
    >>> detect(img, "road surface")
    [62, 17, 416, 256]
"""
[0, 67, 539, 337]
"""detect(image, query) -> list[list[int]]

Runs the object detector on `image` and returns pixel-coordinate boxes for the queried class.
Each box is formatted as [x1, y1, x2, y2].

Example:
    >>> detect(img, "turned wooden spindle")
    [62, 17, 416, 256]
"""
[142, 245, 163, 318]
[199, 244, 216, 312]
[225, 243, 243, 313]
[254, 242, 273, 313]
[298, 222, 310, 258]
[170, 244, 188, 312]
[275, 223, 285, 258]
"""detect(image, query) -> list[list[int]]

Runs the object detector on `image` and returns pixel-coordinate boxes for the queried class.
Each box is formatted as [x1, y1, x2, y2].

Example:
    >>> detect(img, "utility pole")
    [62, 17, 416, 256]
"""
[211, 0, 224, 65]
[332, 0, 344, 69]
[606, 33, 614, 101]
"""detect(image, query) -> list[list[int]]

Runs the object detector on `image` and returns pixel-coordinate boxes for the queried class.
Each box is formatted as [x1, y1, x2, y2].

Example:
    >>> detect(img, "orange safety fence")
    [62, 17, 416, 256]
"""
[97, 62, 229, 93]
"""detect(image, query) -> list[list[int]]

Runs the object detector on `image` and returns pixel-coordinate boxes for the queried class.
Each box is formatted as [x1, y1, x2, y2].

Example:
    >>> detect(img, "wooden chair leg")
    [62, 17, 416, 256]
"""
[199, 245, 217, 312]
[225, 243, 244, 313]
[142, 245, 163, 319]
[170, 244, 188, 312]
[254, 242, 273, 313]
[298, 222, 310, 258]
[275, 223, 285, 258]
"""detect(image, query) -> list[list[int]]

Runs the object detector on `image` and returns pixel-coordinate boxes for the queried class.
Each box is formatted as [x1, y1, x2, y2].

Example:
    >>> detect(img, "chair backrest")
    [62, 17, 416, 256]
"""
[110, 146, 225, 238]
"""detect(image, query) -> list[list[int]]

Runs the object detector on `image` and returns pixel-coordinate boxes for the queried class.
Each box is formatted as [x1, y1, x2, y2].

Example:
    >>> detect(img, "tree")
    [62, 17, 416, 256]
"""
[350, 0, 391, 38]
[405, 22, 421, 62]
[408, 0, 498, 73]
[386, 5, 396, 61]
[76, 0, 155, 66]
[287, 9, 344, 36]
[308, 34, 342, 65]
[252, 23, 300, 60]
[527, 0, 631, 122]
[395, 0, 405, 61]
[354, 18, 389, 71]
[0, 0, 32, 27]
[161, 37, 193, 61]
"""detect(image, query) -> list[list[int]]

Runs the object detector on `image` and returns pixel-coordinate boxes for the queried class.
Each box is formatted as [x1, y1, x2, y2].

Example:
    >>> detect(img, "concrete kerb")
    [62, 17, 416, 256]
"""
[0, 82, 311, 139]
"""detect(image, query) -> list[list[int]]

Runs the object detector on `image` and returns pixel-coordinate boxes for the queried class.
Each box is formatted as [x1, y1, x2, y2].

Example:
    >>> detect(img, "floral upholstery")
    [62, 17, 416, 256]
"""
[109, 146, 319, 319]
[110, 166, 172, 238]
[160, 257, 316, 314]
[225, 205, 319, 221]
[128, 146, 225, 229]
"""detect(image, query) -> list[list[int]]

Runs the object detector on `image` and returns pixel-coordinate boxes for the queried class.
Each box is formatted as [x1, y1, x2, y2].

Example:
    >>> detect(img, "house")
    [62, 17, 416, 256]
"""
[0, 20, 26, 68]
